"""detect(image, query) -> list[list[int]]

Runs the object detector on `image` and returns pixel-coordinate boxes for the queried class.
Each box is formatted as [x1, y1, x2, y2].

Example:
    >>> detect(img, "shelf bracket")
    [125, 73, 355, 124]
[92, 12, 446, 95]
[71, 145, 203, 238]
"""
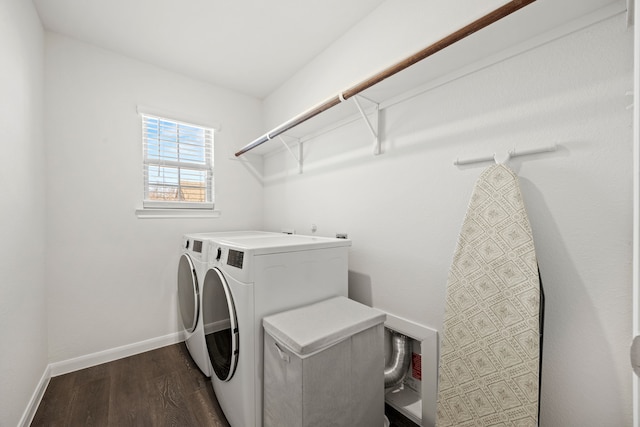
[351, 94, 381, 155]
[278, 136, 303, 174]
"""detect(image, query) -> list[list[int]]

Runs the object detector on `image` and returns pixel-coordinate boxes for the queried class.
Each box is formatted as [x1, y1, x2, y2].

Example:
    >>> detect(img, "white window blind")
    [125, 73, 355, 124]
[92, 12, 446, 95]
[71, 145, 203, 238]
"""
[142, 114, 214, 209]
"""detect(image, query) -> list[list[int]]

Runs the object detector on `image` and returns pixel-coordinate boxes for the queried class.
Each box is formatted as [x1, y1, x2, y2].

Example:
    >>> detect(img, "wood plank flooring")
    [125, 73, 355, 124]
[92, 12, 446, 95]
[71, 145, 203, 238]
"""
[32, 342, 418, 426]
[31, 343, 230, 427]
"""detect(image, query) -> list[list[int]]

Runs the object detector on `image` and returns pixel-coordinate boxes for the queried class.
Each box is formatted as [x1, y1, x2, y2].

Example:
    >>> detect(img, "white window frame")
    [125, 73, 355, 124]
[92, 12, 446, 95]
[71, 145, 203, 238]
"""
[140, 111, 215, 212]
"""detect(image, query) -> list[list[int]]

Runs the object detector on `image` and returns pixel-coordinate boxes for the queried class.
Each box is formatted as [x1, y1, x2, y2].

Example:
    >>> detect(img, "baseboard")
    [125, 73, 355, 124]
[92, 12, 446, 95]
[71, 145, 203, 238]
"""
[49, 331, 183, 377]
[18, 364, 51, 427]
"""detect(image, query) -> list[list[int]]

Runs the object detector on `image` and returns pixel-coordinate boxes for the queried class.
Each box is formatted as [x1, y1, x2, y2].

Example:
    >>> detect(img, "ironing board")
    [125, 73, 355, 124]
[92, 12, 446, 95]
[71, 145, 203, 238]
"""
[436, 164, 543, 427]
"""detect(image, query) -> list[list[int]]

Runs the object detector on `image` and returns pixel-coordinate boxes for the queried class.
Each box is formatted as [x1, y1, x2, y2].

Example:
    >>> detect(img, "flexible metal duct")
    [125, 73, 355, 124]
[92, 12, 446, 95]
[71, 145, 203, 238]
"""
[384, 331, 412, 388]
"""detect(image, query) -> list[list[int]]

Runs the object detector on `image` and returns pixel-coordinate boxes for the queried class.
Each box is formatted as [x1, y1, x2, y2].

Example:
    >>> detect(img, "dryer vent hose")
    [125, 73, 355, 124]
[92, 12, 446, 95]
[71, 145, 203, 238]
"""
[384, 331, 412, 388]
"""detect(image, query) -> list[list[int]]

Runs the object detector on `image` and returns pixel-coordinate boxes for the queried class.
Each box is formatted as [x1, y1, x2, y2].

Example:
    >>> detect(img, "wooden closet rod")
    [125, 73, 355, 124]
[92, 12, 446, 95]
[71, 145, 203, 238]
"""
[235, 0, 536, 157]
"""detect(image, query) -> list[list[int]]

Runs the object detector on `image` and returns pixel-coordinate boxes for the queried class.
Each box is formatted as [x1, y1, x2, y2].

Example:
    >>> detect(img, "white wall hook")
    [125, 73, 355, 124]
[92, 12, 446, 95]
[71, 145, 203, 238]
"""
[454, 144, 558, 166]
[453, 154, 496, 166]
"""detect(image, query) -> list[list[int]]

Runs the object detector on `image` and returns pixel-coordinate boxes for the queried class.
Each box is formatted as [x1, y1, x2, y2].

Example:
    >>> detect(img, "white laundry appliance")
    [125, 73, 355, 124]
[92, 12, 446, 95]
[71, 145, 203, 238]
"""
[179, 231, 351, 427]
[178, 231, 274, 377]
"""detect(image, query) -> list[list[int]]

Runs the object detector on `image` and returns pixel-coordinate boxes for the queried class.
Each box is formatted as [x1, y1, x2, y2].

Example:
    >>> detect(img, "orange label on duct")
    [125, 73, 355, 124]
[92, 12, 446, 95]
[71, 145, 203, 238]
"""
[412, 352, 421, 380]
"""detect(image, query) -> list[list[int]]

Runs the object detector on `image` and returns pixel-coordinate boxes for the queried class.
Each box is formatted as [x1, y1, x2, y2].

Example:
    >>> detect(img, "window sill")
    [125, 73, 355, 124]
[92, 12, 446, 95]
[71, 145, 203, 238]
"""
[135, 209, 222, 219]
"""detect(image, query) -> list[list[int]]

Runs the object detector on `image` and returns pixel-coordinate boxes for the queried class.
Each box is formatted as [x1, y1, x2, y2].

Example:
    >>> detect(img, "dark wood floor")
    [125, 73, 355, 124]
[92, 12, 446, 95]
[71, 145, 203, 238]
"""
[31, 343, 229, 426]
[32, 343, 418, 426]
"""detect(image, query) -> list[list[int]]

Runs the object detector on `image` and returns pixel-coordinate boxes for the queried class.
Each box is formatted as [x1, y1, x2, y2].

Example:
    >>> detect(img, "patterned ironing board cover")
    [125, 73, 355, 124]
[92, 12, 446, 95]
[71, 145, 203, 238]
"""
[436, 164, 543, 427]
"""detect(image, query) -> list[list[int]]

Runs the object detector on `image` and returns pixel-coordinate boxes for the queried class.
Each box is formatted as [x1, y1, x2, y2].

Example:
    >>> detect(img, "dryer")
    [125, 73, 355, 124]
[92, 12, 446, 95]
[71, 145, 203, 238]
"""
[178, 231, 273, 377]
[188, 232, 351, 427]
[177, 236, 212, 377]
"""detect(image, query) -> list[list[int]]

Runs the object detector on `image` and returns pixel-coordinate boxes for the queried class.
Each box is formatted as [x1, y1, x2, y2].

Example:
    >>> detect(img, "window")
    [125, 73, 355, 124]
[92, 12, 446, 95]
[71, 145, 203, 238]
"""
[141, 114, 214, 210]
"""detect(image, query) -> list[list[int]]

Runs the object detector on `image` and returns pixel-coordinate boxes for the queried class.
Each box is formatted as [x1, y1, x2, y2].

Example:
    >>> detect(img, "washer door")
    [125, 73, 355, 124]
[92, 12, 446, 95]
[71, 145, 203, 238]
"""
[177, 254, 199, 333]
[202, 268, 239, 382]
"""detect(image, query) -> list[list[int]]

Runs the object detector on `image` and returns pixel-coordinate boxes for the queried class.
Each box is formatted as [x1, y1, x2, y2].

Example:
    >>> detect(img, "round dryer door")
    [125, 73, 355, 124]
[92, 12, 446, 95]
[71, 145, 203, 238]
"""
[202, 268, 239, 382]
[177, 254, 199, 333]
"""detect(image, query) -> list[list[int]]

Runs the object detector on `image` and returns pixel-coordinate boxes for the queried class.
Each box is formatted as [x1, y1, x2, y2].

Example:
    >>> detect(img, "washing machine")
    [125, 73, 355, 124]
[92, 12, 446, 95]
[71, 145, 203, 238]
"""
[191, 232, 351, 427]
[178, 231, 274, 377]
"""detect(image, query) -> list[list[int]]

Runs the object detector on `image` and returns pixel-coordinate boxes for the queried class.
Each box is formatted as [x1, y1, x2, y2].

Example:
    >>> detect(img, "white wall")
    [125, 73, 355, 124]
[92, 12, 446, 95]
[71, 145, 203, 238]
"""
[44, 33, 264, 363]
[0, 0, 48, 426]
[262, 11, 633, 427]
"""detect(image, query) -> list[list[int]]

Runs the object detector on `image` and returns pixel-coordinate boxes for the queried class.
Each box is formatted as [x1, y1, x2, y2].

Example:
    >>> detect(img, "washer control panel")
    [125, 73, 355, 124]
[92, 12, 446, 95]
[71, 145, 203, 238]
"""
[183, 238, 207, 263]
[227, 249, 244, 269]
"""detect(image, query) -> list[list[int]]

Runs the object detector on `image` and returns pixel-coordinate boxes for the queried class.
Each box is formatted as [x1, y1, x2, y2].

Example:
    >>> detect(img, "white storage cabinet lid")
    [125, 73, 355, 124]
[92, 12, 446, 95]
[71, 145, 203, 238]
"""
[263, 296, 386, 356]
